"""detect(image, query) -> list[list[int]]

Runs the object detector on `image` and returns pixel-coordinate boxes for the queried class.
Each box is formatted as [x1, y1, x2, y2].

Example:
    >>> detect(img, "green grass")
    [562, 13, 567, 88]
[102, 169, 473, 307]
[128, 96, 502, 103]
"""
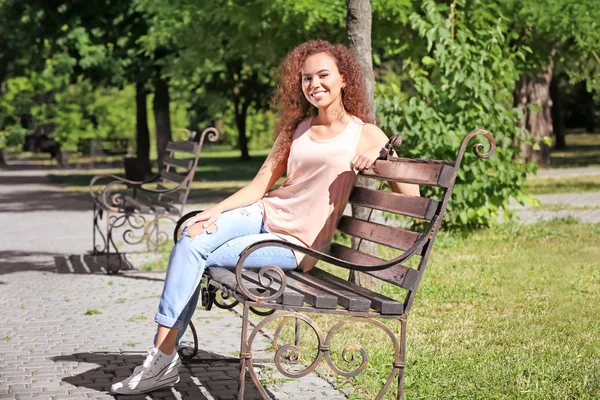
[524, 174, 600, 195]
[48, 148, 269, 202]
[267, 219, 600, 399]
[550, 132, 600, 168]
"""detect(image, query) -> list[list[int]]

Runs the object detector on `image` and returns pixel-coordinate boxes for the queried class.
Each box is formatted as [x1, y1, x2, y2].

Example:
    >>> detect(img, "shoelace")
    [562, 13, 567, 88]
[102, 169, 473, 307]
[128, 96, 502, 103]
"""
[142, 348, 159, 370]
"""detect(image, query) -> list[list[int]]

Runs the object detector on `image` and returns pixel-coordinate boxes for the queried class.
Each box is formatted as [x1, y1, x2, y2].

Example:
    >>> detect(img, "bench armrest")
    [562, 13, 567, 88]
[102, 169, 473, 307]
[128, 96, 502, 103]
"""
[89, 173, 191, 212]
[232, 215, 439, 302]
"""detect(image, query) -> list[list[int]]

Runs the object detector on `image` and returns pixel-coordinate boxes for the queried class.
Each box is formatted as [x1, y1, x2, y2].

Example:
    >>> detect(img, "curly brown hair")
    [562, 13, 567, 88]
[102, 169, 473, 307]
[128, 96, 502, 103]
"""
[270, 40, 372, 157]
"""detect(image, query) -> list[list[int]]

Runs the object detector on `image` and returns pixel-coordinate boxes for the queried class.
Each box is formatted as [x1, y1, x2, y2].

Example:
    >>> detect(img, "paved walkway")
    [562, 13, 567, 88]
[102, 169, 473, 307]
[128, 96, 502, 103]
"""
[0, 168, 345, 400]
[509, 192, 600, 224]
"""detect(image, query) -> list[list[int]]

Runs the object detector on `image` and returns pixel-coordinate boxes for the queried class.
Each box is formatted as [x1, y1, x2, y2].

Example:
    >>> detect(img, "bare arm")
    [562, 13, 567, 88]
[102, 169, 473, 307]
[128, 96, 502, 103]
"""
[185, 135, 288, 233]
[354, 124, 420, 197]
[213, 137, 288, 213]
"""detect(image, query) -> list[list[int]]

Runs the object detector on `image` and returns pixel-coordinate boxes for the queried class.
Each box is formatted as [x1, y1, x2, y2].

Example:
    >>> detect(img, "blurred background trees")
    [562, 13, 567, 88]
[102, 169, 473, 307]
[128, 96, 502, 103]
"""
[1, 0, 599, 227]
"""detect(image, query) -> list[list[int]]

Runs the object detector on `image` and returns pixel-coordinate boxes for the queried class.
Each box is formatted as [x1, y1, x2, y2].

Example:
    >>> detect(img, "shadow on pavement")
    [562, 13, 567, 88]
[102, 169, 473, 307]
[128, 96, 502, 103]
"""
[0, 252, 169, 284]
[52, 350, 269, 399]
[0, 173, 92, 212]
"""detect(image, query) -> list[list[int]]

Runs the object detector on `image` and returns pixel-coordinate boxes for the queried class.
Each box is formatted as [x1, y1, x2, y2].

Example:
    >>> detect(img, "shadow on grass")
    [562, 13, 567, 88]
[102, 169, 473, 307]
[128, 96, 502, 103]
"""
[550, 132, 600, 168]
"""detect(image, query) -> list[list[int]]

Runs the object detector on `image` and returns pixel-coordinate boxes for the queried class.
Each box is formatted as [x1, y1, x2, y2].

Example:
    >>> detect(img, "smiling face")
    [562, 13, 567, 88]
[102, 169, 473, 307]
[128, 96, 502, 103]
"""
[301, 52, 345, 110]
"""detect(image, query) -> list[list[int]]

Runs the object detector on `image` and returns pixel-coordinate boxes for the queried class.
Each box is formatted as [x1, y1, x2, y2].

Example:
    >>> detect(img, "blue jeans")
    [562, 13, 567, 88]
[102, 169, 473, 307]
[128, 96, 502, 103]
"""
[154, 202, 297, 345]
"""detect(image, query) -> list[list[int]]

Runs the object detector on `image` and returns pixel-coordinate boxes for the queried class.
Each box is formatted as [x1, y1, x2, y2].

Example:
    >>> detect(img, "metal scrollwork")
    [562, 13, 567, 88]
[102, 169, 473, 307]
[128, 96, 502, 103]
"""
[247, 313, 324, 379]
[235, 263, 287, 302]
[242, 313, 403, 400]
[323, 318, 399, 381]
[213, 291, 239, 310]
[455, 129, 496, 169]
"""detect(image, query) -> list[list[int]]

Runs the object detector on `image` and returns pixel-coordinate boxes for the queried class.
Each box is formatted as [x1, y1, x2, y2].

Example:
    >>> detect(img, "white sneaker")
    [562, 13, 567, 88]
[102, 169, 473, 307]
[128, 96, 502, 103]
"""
[111, 348, 181, 394]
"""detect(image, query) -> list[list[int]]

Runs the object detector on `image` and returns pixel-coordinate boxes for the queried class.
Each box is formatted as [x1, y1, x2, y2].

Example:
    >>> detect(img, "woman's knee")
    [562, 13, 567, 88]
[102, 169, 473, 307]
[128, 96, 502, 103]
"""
[171, 235, 204, 262]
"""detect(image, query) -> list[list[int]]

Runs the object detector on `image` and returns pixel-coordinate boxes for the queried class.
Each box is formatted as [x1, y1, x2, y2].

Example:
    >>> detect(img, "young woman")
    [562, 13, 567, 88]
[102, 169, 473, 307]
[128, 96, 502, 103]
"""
[111, 39, 419, 395]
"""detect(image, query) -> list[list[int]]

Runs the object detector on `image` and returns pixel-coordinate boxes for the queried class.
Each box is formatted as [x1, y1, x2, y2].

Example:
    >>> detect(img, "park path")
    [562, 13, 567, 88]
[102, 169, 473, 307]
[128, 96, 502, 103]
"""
[509, 167, 600, 223]
[0, 168, 345, 400]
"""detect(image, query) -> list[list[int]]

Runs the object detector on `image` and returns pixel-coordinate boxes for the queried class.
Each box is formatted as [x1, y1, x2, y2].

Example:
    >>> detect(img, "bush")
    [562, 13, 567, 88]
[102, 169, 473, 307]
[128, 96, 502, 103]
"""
[376, 0, 535, 229]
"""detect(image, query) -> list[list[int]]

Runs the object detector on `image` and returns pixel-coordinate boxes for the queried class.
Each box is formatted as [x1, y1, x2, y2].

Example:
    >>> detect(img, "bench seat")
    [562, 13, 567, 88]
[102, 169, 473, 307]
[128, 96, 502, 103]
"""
[206, 267, 405, 315]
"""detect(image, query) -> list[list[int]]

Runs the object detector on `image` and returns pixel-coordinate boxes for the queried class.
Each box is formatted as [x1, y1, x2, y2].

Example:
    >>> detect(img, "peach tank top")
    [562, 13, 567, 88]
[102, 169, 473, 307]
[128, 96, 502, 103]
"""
[260, 116, 364, 271]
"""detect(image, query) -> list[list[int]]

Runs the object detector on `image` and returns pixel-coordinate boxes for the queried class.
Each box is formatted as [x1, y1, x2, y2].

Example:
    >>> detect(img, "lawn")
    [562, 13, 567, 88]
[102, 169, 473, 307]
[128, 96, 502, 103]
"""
[524, 174, 600, 195]
[146, 219, 600, 399]
[550, 132, 600, 169]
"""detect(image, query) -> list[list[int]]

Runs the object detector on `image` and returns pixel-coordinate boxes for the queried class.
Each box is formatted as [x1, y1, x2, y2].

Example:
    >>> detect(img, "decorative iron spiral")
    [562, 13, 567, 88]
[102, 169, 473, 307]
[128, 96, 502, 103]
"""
[247, 312, 324, 379]
[323, 317, 401, 387]
[235, 265, 287, 302]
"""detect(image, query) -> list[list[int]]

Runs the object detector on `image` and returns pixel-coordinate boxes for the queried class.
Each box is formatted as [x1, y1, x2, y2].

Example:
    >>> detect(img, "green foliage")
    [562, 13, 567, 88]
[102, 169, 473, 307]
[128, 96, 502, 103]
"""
[0, 125, 28, 151]
[376, 1, 535, 229]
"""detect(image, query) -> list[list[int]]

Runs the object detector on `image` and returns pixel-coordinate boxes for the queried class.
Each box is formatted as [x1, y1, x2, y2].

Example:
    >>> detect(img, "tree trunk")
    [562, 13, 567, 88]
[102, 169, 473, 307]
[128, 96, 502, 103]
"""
[135, 82, 152, 177]
[346, 0, 375, 122]
[515, 60, 553, 168]
[234, 96, 251, 161]
[550, 75, 566, 149]
[584, 89, 596, 133]
[153, 75, 172, 171]
[347, 0, 379, 291]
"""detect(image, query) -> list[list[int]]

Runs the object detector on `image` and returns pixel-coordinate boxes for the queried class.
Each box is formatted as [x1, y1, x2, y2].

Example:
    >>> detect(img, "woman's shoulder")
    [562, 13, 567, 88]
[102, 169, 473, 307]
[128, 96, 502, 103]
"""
[356, 121, 388, 151]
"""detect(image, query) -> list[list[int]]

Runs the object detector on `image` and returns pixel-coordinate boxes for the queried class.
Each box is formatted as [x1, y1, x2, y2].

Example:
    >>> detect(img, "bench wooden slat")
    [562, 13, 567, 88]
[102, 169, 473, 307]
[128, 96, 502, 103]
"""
[159, 192, 185, 204]
[337, 216, 419, 251]
[157, 185, 185, 203]
[160, 171, 188, 185]
[207, 268, 297, 305]
[164, 157, 193, 171]
[282, 274, 338, 309]
[362, 265, 421, 292]
[349, 187, 439, 220]
[309, 268, 404, 315]
[166, 141, 199, 154]
[287, 271, 371, 311]
[124, 196, 161, 214]
[362, 159, 456, 188]
[329, 243, 385, 265]
[329, 243, 420, 290]
[241, 270, 304, 306]
[151, 199, 180, 214]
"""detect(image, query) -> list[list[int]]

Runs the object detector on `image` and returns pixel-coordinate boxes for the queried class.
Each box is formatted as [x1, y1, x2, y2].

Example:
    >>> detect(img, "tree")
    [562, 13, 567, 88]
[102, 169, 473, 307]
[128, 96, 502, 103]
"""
[495, 0, 600, 165]
[346, 0, 379, 290]
[134, 0, 348, 159]
[376, 0, 532, 228]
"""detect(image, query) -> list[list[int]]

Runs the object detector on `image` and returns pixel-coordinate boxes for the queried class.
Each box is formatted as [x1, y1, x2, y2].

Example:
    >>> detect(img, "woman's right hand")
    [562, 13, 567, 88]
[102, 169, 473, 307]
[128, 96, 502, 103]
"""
[184, 206, 222, 238]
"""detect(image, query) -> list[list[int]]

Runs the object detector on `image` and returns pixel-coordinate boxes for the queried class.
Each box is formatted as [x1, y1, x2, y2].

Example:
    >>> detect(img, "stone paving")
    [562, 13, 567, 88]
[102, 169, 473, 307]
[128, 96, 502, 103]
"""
[509, 192, 600, 224]
[0, 169, 345, 400]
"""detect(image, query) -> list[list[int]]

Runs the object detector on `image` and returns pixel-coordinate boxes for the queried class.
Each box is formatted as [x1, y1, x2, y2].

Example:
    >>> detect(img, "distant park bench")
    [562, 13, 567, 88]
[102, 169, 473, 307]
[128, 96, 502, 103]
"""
[89, 127, 219, 273]
[172, 130, 496, 399]
[77, 137, 131, 164]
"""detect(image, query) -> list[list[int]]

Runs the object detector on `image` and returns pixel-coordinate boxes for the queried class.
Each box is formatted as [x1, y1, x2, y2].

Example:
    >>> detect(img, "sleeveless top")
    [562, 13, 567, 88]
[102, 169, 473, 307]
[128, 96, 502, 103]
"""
[260, 116, 364, 271]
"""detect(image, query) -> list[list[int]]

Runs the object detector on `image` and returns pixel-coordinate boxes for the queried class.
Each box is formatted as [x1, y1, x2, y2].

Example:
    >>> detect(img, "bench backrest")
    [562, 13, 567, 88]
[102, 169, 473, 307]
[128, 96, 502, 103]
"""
[330, 130, 496, 314]
[155, 127, 219, 216]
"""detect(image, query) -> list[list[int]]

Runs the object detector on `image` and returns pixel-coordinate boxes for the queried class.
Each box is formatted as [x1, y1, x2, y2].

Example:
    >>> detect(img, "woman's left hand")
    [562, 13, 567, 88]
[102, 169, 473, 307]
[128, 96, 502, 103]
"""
[351, 147, 383, 171]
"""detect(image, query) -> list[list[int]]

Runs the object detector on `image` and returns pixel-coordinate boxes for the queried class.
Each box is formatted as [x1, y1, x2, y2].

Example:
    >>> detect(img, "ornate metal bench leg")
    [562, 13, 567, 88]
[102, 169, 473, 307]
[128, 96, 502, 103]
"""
[397, 316, 407, 400]
[105, 213, 123, 274]
[238, 304, 249, 400]
[92, 203, 108, 255]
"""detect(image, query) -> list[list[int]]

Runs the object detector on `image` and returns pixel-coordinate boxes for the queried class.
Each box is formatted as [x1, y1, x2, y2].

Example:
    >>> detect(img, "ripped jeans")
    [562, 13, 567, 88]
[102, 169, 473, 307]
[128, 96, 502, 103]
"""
[154, 202, 297, 345]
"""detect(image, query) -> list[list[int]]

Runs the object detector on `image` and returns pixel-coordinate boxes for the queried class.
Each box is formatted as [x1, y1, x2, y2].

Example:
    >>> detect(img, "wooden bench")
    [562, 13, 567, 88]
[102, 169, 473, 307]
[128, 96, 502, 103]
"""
[173, 130, 495, 399]
[89, 127, 219, 273]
